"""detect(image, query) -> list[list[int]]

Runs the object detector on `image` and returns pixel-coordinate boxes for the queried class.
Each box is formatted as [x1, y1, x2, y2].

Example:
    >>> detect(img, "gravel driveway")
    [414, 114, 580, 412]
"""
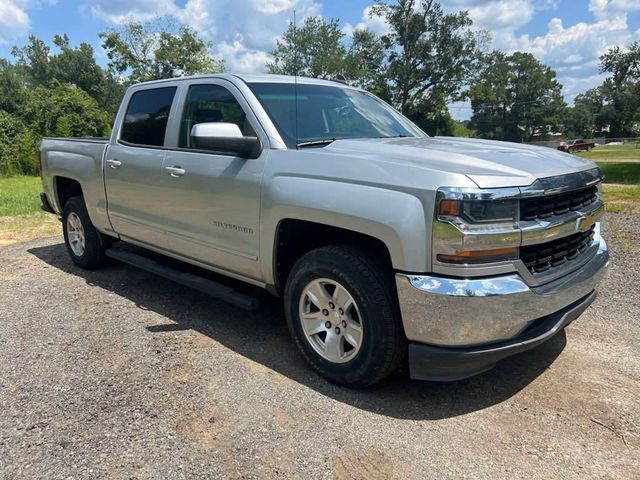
[1, 213, 638, 479]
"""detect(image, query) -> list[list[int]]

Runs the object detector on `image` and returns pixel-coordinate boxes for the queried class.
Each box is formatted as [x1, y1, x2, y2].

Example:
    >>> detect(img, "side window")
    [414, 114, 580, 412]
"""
[179, 84, 255, 149]
[120, 87, 177, 147]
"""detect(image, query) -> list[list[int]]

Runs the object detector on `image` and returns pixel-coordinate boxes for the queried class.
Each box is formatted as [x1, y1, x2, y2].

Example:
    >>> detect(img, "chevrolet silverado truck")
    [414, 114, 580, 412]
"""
[39, 74, 608, 387]
[557, 139, 596, 153]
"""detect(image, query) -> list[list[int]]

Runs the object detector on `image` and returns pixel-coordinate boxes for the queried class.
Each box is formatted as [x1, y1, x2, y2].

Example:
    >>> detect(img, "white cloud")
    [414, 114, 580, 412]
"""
[514, 16, 639, 101]
[342, 6, 389, 37]
[177, 0, 321, 72]
[215, 35, 273, 72]
[89, 0, 178, 24]
[589, 0, 640, 19]
[0, 0, 30, 44]
[468, 0, 534, 32]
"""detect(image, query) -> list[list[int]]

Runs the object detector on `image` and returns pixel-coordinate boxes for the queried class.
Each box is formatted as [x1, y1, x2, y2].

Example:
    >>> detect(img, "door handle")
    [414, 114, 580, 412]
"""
[164, 166, 186, 177]
[106, 159, 122, 168]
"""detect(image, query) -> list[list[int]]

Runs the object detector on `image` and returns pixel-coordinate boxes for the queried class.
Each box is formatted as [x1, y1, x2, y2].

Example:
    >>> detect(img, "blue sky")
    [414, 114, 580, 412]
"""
[1, 0, 639, 119]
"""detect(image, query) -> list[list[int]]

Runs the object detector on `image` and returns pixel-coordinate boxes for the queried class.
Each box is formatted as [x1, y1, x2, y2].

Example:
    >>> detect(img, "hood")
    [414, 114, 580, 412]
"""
[320, 136, 597, 188]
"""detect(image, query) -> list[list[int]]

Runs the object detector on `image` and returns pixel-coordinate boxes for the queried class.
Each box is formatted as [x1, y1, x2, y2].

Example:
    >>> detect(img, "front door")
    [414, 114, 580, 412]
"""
[158, 81, 266, 280]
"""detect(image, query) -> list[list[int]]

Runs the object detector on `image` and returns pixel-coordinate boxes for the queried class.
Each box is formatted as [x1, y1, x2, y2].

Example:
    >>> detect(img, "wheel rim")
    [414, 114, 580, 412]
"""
[299, 278, 364, 364]
[66, 212, 86, 257]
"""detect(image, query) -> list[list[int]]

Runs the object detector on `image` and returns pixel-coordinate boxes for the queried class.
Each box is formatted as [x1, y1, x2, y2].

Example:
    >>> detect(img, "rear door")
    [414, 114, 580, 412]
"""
[105, 85, 178, 248]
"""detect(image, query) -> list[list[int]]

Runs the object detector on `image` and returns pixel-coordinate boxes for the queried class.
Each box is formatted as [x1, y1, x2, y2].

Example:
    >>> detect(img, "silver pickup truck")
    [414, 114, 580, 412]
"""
[40, 74, 608, 387]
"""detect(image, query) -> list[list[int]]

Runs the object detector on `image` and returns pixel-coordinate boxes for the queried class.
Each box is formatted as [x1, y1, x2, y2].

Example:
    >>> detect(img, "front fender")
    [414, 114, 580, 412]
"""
[260, 176, 430, 285]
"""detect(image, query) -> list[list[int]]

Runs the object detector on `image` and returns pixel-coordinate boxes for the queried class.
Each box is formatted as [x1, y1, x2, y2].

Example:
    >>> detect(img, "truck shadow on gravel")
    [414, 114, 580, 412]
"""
[29, 242, 567, 421]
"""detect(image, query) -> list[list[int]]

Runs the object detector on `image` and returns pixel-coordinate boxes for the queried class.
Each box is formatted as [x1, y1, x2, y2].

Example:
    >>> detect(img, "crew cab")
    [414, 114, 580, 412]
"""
[557, 139, 596, 153]
[40, 74, 608, 387]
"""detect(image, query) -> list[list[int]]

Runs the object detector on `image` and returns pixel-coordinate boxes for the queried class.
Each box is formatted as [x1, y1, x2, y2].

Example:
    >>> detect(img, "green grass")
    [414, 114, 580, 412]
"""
[602, 184, 640, 214]
[0, 176, 60, 245]
[577, 142, 640, 162]
[596, 161, 640, 185]
[0, 176, 44, 216]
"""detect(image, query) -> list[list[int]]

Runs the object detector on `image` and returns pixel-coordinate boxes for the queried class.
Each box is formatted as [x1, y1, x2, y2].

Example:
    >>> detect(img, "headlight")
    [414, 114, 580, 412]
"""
[433, 187, 521, 265]
[439, 198, 519, 224]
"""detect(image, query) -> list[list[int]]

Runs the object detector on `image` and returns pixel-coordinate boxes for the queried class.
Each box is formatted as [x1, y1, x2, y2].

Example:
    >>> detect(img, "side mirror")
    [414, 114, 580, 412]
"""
[190, 122, 261, 158]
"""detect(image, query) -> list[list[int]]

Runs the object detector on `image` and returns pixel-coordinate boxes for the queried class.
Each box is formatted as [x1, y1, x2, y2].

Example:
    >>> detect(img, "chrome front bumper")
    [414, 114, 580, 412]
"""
[396, 231, 609, 348]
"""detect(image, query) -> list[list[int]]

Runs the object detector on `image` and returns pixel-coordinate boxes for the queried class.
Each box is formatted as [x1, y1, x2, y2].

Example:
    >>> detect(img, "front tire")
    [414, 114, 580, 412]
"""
[62, 196, 110, 269]
[284, 245, 406, 387]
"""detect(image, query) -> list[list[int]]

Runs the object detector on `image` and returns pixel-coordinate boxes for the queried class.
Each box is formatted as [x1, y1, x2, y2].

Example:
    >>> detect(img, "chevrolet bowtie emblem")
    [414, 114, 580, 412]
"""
[577, 214, 595, 232]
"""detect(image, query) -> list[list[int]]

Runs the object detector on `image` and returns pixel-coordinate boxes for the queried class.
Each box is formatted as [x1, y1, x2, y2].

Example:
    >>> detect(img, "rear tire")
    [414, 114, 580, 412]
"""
[284, 245, 406, 388]
[62, 196, 111, 269]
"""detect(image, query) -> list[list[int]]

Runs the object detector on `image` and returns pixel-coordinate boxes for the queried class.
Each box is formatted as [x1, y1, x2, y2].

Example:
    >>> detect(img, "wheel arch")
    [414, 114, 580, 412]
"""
[54, 176, 84, 211]
[272, 219, 395, 296]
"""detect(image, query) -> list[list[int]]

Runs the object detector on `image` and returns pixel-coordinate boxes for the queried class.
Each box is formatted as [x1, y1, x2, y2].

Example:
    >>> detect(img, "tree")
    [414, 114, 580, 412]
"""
[564, 88, 605, 138]
[21, 82, 111, 138]
[469, 51, 566, 142]
[598, 42, 640, 137]
[600, 41, 640, 86]
[345, 29, 387, 94]
[0, 59, 27, 114]
[11, 36, 52, 86]
[371, 0, 481, 115]
[49, 34, 105, 101]
[0, 111, 38, 176]
[100, 18, 224, 82]
[267, 17, 347, 79]
[11, 34, 112, 109]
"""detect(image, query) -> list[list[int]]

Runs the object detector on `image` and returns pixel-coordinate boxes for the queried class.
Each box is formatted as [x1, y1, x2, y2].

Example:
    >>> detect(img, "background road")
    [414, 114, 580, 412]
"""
[0, 213, 638, 479]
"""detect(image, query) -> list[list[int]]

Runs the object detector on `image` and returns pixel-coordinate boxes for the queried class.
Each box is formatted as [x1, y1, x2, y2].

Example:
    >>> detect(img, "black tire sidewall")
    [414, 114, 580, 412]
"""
[62, 197, 107, 269]
[284, 246, 401, 387]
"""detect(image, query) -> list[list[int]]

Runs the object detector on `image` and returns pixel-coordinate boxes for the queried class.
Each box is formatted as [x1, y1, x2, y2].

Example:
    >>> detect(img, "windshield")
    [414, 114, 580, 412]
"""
[247, 82, 426, 148]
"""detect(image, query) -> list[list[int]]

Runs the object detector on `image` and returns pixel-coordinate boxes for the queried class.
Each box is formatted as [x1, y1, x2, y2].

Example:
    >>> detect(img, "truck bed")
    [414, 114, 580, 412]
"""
[39, 137, 110, 227]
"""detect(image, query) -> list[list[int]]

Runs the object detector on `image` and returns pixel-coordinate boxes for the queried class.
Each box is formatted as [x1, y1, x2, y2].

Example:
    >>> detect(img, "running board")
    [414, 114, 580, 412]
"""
[105, 247, 260, 311]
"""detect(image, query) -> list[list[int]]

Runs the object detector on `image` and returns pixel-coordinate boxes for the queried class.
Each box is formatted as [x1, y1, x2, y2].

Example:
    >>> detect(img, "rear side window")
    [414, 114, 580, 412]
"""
[120, 87, 177, 146]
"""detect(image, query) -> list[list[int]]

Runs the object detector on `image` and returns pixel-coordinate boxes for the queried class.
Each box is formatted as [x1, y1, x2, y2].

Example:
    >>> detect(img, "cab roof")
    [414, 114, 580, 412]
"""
[131, 73, 351, 88]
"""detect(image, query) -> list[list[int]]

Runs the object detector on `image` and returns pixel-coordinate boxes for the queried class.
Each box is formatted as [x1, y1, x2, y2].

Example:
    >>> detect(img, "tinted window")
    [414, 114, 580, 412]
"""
[179, 84, 254, 148]
[121, 87, 177, 146]
[247, 83, 425, 148]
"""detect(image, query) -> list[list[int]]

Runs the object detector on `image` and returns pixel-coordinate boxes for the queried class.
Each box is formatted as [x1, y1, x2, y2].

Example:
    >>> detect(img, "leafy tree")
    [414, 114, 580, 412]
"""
[11, 36, 52, 87]
[600, 41, 640, 86]
[267, 17, 347, 78]
[49, 34, 106, 101]
[371, 0, 481, 115]
[21, 82, 111, 138]
[0, 59, 27, 114]
[345, 29, 388, 94]
[469, 51, 566, 142]
[0, 111, 39, 176]
[100, 18, 224, 82]
[564, 88, 605, 138]
[11, 34, 114, 110]
[598, 42, 640, 137]
[100, 73, 128, 119]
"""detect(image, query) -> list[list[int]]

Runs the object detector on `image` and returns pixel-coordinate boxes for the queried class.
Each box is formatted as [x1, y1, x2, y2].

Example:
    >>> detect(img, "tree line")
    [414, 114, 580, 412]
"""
[1, 0, 638, 177]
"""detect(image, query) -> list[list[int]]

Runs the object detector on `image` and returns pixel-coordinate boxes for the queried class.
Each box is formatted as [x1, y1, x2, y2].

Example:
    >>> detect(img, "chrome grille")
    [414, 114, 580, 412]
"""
[520, 226, 595, 274]
[520, 186, 598, 221]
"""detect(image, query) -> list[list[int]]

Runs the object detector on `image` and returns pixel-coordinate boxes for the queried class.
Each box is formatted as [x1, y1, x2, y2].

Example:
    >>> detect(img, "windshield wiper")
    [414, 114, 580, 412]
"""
[297, 138, 336, 149]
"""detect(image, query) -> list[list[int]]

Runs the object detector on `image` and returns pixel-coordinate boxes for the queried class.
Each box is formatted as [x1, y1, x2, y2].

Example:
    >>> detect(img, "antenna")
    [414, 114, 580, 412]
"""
[293, 10, 299, 149]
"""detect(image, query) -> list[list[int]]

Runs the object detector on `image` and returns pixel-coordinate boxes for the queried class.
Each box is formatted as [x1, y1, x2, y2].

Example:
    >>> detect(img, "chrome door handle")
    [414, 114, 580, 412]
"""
[164, 166, 186, 177]
[106, 159, 122, 168]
